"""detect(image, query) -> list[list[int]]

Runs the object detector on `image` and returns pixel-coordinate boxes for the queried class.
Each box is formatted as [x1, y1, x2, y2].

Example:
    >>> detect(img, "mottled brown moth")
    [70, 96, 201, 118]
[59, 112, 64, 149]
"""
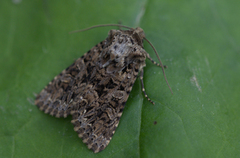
[35, 24, 172, 153]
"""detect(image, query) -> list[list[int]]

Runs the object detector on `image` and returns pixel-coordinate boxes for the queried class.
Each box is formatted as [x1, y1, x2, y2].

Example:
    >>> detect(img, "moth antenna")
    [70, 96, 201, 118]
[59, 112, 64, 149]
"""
[69, 24, 132, 34]
[144, 37, 173, 94]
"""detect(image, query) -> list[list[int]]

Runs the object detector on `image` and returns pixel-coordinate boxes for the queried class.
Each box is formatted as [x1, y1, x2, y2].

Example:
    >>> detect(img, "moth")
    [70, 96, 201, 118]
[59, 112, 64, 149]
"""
[35, 24, 172, 153]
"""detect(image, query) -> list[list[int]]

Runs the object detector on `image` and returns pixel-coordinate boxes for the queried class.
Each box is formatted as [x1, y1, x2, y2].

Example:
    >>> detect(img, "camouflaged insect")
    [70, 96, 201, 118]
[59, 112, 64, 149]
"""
[35, 24, 171, 153]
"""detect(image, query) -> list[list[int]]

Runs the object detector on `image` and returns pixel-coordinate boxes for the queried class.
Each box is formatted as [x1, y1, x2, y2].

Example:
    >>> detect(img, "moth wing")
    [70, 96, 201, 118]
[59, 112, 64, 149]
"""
[35, 57, 88, 118]
[71, 88, 131, 153]
[70, 64, 140, 153]
[35, 40, 106, 118]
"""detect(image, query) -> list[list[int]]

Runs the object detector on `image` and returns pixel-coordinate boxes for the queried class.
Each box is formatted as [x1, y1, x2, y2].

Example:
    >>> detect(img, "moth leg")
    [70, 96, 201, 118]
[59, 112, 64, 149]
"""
[140, 69, 155, 105]
[146, 54, 167, 68]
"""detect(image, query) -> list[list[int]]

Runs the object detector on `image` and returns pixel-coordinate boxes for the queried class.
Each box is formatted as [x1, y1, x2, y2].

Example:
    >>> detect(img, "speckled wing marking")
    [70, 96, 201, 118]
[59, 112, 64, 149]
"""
[70, 59, 140, 153]
[35, 27, 149, 153]
[35, 41, 105, 118]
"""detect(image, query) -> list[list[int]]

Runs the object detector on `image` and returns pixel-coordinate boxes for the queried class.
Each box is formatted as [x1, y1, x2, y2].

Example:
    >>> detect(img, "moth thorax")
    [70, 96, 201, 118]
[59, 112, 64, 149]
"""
[109, 44, 130, 68]
[109, 36, 133, 60]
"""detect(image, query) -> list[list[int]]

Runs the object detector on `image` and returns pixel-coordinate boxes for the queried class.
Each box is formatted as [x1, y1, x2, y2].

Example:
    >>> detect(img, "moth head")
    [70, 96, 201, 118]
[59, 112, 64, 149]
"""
[133, 27, 145, 40]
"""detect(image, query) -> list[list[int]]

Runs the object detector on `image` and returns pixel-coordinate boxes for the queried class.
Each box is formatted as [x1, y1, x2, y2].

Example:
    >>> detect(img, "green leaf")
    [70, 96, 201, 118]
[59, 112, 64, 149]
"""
[0, 0, 239, 157]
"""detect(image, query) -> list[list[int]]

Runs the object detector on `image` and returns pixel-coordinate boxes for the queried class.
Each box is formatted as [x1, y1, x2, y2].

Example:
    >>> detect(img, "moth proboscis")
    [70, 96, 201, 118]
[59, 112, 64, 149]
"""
[35, 24, 172, 153]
